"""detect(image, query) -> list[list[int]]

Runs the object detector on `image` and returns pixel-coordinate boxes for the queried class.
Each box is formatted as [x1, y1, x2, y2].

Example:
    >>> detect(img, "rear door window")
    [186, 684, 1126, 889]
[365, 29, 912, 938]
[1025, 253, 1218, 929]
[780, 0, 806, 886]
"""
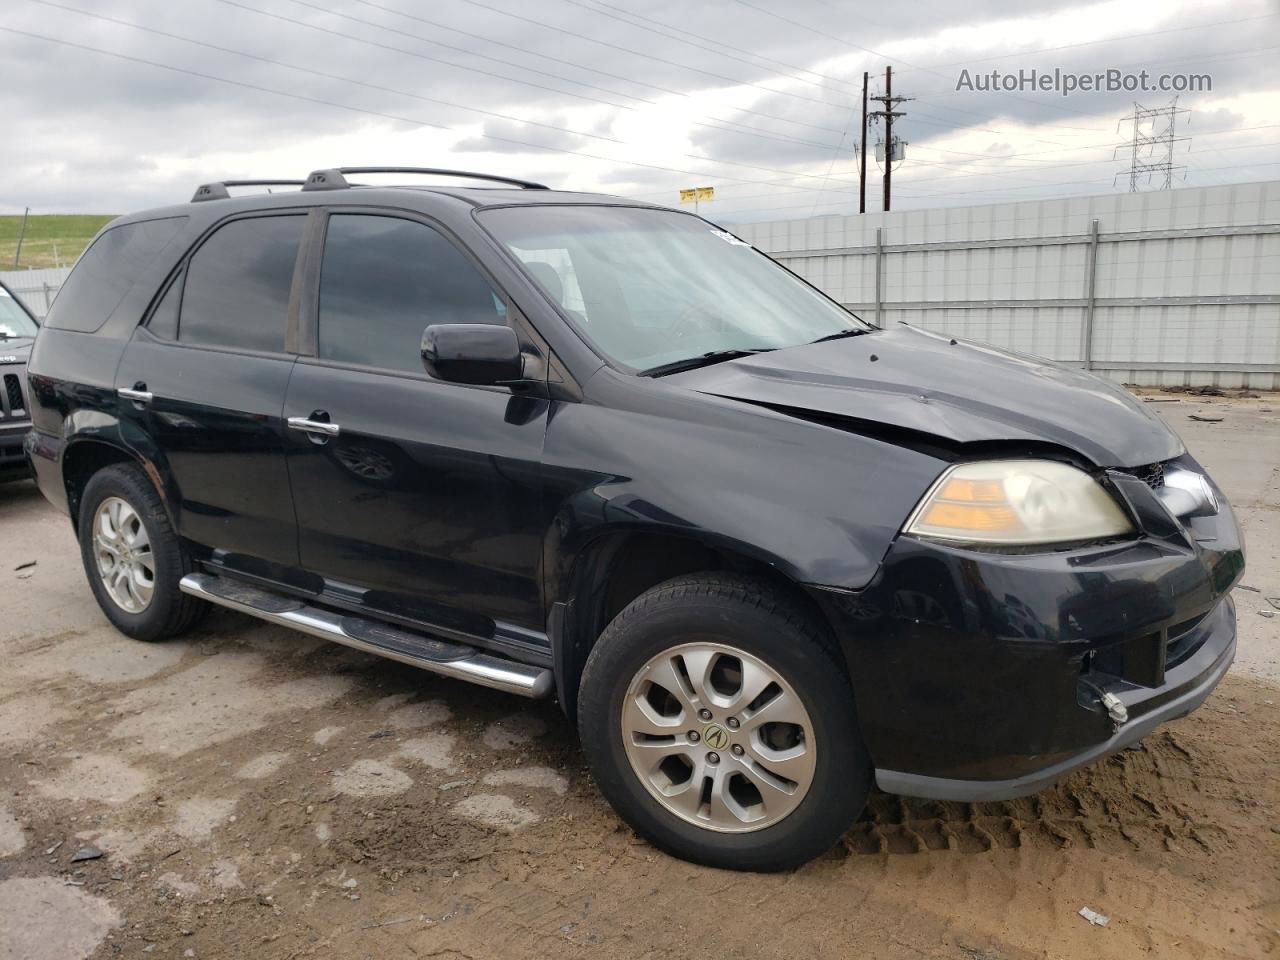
[316, 214, 505, 375]
[178, 215, 304, 353]
[43, 216, 187, 333]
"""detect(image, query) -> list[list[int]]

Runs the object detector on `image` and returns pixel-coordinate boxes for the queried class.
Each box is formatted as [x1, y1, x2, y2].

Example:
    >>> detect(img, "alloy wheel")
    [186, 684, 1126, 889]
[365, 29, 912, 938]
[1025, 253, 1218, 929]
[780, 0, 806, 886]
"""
[621, 641, 816, 833]
[92, 496, 155, 614]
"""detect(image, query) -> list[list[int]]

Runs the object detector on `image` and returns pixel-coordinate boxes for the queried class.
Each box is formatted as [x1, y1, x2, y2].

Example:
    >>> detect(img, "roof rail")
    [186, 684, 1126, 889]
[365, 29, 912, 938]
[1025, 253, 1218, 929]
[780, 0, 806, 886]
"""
[192, 180, 307, 203]
[302, 167, 550, 192]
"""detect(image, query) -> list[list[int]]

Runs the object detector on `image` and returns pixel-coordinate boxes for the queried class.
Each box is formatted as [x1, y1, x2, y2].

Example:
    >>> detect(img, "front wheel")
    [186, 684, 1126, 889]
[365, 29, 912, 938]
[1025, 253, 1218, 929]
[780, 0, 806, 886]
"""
[578, 574, 870, 871]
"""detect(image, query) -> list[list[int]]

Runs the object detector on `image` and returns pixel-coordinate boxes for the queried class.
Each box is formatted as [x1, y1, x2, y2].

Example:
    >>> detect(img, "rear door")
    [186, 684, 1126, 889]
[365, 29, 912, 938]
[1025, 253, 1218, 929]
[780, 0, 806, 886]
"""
[282, 211, 549, 648]
[116, 211, 308, 572]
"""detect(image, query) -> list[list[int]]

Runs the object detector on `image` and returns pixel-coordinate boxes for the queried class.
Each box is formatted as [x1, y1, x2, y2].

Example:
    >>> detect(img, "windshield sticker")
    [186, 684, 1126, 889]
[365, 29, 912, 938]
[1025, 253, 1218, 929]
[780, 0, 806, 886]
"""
[709, 229, 751, 247]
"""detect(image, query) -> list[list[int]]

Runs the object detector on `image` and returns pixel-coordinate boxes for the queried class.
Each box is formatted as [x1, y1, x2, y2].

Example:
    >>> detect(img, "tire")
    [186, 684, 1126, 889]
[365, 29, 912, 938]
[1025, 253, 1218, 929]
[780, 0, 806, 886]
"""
[578, 573, 870, 871]
[78, 462, 208, 642]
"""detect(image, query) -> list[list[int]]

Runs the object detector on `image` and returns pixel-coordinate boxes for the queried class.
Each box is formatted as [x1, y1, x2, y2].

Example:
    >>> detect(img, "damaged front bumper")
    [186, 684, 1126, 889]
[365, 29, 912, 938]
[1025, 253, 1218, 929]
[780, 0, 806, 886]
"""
[875, 597, 1234, 801]
[810, 454, 1244, 802]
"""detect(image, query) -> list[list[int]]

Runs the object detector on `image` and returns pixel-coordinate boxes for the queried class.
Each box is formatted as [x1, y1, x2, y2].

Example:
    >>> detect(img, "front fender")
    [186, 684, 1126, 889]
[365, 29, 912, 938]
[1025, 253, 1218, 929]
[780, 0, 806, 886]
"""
[541, 371, 946, 604]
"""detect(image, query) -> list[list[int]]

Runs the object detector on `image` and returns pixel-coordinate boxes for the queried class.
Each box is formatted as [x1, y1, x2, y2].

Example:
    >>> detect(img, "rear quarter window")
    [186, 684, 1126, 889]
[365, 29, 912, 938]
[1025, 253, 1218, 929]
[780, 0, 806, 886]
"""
[43, 216, 188, 333]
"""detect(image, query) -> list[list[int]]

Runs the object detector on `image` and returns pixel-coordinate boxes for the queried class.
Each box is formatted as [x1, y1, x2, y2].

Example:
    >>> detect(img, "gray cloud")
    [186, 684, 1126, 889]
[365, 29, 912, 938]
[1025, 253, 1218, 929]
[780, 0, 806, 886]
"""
[1, 0, 1277, 216]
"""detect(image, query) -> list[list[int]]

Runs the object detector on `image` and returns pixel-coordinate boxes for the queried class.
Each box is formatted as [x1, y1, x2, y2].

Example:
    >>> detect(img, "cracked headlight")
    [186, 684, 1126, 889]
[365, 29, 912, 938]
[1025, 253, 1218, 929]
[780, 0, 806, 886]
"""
[904, 460, 1134, 546]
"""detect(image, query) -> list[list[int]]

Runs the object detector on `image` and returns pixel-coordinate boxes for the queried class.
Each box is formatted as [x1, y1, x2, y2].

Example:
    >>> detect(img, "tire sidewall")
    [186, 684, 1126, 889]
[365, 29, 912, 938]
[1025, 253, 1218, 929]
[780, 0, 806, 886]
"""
[78, 466, 184, 641]
[579, 587, 869, 871]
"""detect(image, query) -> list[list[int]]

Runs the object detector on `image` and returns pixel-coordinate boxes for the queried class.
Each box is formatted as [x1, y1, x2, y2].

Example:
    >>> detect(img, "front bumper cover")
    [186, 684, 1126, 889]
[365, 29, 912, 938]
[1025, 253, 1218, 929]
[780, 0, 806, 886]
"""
[809, 453, 1244, 799]
[876, 596, 1235, 801]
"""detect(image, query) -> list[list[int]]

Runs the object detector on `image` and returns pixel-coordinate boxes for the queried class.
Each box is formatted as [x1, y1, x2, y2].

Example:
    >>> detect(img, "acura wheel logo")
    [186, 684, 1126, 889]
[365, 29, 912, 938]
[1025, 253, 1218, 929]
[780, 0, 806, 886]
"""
[702, 723, 730, 750]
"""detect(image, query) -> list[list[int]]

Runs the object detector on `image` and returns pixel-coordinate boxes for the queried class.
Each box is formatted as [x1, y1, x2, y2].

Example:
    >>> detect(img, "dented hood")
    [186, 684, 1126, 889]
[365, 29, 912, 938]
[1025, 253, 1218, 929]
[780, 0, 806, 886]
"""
[670, 326, 1182, 468]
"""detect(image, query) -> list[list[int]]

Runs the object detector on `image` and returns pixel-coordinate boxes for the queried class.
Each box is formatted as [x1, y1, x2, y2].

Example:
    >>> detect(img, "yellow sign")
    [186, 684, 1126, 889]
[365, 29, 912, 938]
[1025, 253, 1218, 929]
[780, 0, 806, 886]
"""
[679, 187, 715, 204]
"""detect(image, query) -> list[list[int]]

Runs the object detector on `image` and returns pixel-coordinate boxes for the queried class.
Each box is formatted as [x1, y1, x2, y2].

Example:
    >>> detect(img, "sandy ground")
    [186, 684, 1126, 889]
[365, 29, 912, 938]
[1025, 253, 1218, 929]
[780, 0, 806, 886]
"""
[1, 392, 1278, 960]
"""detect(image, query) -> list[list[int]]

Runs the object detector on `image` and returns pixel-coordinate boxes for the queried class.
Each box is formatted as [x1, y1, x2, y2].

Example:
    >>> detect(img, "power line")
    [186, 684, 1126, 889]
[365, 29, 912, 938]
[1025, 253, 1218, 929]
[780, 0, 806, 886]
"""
[714, 155, 1280, 217]
[679, 139, 1280, 214]
[211, 0, 869, 152]
[722, 0, 1108, 129]
[339, 0, 715, 100]
[439, 0, 849, 110]
[228, 0, 853, 141]
[28, 0, 637, 144]
[627, 123, 1280, 206]
[212, 0, 633, 109]
[553, 0, 862, 95]
[38, 0, 852, 159]
[0, 25, 943, 197]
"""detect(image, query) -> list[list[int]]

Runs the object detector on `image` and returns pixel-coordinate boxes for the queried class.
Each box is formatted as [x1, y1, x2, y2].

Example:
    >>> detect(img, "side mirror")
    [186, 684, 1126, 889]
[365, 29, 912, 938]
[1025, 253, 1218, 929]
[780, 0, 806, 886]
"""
[421, 323, 524, 386]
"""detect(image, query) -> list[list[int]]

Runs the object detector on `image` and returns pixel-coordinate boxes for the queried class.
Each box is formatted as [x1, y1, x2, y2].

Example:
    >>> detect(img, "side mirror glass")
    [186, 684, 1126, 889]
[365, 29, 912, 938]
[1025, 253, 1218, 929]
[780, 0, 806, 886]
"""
[421, 323, 524, 386]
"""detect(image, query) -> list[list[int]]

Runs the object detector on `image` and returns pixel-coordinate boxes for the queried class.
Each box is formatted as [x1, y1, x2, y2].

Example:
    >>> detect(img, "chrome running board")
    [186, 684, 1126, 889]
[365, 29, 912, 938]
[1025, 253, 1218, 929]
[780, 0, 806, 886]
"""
[179, 572, 553, 699]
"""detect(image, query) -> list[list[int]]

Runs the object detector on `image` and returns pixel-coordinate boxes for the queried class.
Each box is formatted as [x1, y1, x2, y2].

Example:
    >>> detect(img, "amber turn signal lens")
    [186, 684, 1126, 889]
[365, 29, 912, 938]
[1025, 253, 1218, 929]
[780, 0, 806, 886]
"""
[904, 460, 1135, 546]
[918, 502, 1018, 532]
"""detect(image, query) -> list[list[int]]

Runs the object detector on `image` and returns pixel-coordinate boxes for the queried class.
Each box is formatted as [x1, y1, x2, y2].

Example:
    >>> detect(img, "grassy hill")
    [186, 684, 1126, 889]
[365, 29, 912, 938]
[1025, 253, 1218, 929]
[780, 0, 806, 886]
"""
[0, 214, 117, 270]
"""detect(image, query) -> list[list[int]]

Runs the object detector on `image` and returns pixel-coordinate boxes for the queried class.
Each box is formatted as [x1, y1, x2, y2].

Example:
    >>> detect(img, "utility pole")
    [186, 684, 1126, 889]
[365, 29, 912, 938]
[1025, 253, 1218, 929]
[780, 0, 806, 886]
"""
[13, 207, 30, 267]
[1114, 98, 1190, 191]
[868, 67, 911, 212]
[859, 71, 868, 214]
[883, 66, 893, 212]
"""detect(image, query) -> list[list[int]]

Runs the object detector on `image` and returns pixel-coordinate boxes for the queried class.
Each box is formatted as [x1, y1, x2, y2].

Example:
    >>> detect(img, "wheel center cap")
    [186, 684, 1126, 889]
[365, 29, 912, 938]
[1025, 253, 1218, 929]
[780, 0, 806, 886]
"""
[702, 723, 730, 751]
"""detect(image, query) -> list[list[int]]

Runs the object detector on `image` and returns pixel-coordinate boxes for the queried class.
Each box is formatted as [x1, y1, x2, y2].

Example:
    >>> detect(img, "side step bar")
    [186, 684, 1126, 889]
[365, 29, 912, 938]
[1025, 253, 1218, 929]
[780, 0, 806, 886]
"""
[179, 572, 553, 699]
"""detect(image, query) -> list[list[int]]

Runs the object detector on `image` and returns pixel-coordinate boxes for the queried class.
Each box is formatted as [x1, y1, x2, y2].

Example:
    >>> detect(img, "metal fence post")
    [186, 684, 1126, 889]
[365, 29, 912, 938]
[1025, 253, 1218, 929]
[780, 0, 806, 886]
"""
[1081, 218, 1099, 369]
[874, 226, 883, 326]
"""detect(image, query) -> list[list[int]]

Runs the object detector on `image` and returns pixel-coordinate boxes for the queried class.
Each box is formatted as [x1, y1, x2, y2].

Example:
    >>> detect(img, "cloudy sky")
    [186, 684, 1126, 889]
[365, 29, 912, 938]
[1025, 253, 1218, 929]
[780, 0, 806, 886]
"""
[2, 0, 1278, 221]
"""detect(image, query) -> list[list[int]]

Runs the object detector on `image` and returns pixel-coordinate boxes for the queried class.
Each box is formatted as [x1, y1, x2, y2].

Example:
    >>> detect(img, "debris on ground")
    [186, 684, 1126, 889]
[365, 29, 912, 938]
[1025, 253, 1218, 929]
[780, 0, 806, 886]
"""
[1261, 611, 1276, 619]
[1267, 598, 1280, 611]
[69, 845, 104, 863]
[1189, 414, 1224, 422]
[14, 560, 36, 571]
[1078, 907, 1111, 927]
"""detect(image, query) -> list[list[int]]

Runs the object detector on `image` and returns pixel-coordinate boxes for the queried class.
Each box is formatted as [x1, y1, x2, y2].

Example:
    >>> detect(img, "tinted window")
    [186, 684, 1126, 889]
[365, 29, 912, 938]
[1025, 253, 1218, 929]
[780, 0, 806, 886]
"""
[318, 215, 504, 374]
[147, 270, 182, 340]
[179, 215, 303, 352]
[44, 217, 187, 333]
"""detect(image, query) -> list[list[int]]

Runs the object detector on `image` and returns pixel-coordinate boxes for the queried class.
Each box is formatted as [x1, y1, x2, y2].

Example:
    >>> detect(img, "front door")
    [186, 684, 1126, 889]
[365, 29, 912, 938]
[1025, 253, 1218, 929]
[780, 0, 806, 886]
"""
[116, 212, 306, 571]
[282, 212, 549, 646]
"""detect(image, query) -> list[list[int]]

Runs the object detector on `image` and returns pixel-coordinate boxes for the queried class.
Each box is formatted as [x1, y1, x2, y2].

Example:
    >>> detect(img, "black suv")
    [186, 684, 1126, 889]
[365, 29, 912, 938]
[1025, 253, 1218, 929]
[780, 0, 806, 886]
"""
[25, 168, 1243, 871]
[1, 277, 38, 479]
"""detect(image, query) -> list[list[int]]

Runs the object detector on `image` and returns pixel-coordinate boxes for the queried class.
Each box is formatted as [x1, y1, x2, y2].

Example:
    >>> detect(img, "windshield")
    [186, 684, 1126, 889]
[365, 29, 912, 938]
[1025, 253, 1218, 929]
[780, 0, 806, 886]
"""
[479, 206, 866, 372]
[0, 289, 38, 339]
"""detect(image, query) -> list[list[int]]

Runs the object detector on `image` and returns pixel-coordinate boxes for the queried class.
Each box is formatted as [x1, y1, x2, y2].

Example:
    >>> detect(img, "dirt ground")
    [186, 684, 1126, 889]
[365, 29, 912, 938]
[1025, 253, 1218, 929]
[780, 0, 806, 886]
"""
[1, 392, 1278, 960]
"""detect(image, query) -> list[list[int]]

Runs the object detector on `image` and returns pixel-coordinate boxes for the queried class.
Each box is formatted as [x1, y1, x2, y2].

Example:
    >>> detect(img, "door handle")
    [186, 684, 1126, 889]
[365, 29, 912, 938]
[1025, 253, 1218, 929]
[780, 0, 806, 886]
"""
[118, 384, 153, 404]
[287, 416, 341, 437]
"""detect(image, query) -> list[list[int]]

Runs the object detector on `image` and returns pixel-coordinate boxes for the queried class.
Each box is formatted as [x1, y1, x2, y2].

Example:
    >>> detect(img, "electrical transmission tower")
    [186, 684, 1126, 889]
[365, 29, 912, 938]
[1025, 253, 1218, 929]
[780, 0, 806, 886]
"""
[1115, 98, 1190, 191]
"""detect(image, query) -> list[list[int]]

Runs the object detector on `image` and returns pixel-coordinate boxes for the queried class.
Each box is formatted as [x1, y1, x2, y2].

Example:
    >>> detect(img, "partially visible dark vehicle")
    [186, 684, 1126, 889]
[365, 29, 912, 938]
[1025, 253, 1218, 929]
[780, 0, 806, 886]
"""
[0, 278, 38, 481]
[24, 169, 1244, 871]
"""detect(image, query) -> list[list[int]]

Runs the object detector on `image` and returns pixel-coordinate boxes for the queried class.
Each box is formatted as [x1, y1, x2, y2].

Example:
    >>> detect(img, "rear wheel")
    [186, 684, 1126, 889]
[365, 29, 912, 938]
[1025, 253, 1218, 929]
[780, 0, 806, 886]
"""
[78, 463, 207, 641]
[578, 573, 870, 871]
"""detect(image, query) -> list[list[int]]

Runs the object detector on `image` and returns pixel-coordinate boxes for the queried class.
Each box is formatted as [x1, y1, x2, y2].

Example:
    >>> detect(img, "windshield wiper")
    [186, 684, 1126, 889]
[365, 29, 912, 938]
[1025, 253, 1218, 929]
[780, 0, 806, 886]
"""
[808, 327, 869, 344]
[641, 348, 773, 377]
